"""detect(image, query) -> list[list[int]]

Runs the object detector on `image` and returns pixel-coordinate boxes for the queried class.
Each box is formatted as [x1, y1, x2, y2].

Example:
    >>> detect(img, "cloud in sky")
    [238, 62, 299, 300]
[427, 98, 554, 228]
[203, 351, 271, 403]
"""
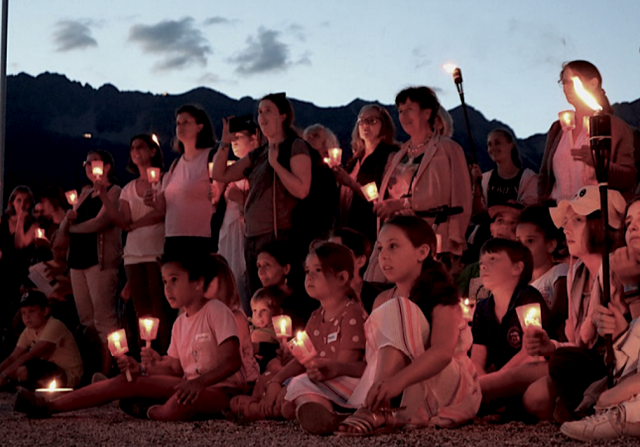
[53, 20, 98, 52]
[229, 27, 298, 75]
[203, 16, 236, 26]
[129, 17, 212, 70]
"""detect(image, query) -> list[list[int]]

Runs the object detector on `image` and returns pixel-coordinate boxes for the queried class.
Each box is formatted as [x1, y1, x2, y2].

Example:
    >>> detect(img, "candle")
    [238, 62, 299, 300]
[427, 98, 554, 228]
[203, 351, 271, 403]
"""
[65, 190, 78, 206]
[272, 315, 292, 338]
[36, 228, 45, 239]
[151, 134, 160, 146]
[91, 160, 104, 179]
[361, 182, 379, 202]
[558, 110, 576, 131]
[288, 331, 317, 364]
[516, 303, 542, 329]
[208, 162, 214, 179]
[460, 297, 475, 322]
[138, 317, 159, 348]
[328, 148, 342, 167]
[323, 157, 331, 165]
[146, 167, 161, 184]
[35, 379, 73, 401]
[107, 329, 132, 382]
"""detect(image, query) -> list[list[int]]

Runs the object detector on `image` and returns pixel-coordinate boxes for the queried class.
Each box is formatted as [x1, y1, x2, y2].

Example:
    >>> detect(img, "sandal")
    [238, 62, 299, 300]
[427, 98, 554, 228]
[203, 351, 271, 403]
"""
[334, 407, 404, 437]
[296, 401, 346, 436]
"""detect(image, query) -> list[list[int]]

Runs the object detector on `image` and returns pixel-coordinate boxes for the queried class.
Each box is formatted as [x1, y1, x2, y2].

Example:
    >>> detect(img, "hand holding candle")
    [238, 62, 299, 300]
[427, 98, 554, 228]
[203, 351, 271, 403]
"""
[460, 297, 475, 322]
[272, 315, 292, 339]
[288, 331, 317, 364]
[558, 110, 576, 131]
[138, 317, 159, 348]
[107, 329, 132, 382]
[327, 148, 342, 168]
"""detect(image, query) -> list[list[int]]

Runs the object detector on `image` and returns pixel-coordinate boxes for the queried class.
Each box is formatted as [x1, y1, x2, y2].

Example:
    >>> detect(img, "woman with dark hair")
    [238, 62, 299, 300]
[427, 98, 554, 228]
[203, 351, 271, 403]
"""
[336, 215, 480, 435]
[60, 150, 122, 375]
[364, 87, 472, 281]
[211, 93, 312, 293]
[332, 104, 398, 243]
[539, 60, 635, 203]
[38, 186, 68, 239]
[481, 128, 538, 208]
[96, 135, 175, 354]
[146, 105, 218, 255]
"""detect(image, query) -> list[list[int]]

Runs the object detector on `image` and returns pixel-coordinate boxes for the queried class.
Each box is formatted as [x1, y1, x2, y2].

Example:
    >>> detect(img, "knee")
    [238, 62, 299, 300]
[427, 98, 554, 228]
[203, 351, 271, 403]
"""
[523, 383, 553, 420]
[281, 400, 296, 420]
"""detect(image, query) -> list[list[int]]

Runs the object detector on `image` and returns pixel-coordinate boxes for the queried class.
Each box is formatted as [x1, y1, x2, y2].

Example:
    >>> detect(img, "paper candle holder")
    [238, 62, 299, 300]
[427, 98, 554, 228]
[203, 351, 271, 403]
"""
[288, 331, 317, 364]
[147, 167, 161, 184]
[91, 160, 104, 178]
[558, 110, 576, 132]
[65, 190, 78, 206]
[272, 315, 292, 338]
[361, 182, 379, 202]
[328, 148, 342, 167]
[516, 303, 542, 329]
[139, 317, 160, 343]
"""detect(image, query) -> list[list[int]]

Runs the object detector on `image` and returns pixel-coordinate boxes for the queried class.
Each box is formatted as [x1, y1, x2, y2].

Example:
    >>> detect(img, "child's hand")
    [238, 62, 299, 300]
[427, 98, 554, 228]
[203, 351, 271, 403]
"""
[174, 377, 205, 405]
[365, 380, 403, 412]
[612, 246, 640, 286]
[116, 355, 140, 377]
[523, 327, 555, 357]
[305, 358, 339, 382]
[141, 346, 161, 367]
[592, 304, 628, 339]
[66, 209, 78, 224]
[260, 381, 282, 418]
[142, 188, 157, 208]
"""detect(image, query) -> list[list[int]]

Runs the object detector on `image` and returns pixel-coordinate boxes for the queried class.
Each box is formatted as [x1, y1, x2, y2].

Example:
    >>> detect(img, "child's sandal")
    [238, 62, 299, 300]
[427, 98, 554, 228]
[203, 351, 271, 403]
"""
[334, 407, 403, 437]
[295, 401, 346, 436]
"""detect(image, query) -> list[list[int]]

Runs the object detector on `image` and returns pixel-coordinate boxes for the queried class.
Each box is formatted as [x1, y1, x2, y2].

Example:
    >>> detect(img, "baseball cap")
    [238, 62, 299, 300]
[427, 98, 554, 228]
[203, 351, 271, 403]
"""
[550, 186, 626, 229]
[19, 290, 50, 309]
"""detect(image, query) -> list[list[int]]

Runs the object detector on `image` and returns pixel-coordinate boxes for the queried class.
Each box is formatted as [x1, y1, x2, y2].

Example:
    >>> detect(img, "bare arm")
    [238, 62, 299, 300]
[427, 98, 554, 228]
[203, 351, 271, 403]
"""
[69, 186, 121, 234]
[211, 144, 251, 183]
[470, 343, 488, 376]
[1, 341, 55, 378]
[269, 141, 312, 199]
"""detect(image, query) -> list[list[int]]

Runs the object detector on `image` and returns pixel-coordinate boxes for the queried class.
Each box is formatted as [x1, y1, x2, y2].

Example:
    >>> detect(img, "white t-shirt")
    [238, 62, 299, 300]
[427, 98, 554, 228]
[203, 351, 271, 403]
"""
[163, 149, 213, 238]
[531, 263, 570, 309]
[167, 299, 244, 388]
[551, 128, 593, 202]
[120, 180, 165, 265]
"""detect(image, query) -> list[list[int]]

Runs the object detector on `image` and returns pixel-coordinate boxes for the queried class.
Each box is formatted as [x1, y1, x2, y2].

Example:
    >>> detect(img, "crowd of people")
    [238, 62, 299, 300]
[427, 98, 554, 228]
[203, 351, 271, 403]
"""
[2, 59, 640, 441]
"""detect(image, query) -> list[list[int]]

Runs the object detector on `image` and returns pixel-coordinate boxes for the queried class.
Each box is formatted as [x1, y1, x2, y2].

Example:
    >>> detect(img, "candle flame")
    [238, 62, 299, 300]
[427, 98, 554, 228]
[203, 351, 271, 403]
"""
[362, 182, 379, 201]
[442, 63, 457, 74]
[464, 298, 469, 306]
[143, 319, 153, 332]
[49, 380, 57, 390]
[112, 331, 120, 342]
[36, 228, 44, 238]
[524, 307, 541, 327]
[280, 319, 286, 334]
[323, 157, 330, 165]
[151, 134, 160, 146]
[571, 77, 603, 112]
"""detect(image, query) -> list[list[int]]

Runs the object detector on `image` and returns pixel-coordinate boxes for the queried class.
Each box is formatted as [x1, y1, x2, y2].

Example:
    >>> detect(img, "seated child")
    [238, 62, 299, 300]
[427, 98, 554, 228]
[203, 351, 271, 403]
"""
[470, 238, 551, 410]
[0, 291, 83, 390]
[458, 202, 523, 302]
[249, 286, 286, 372]
[232, 242, 367, 435]
[516, 205, 569, 340]
[14, 250, 244, 421]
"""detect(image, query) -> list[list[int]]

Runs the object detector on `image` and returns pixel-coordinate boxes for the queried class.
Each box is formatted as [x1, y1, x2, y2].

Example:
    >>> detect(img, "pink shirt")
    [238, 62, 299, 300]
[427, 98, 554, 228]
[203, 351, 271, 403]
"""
[551, 128, 593, 202]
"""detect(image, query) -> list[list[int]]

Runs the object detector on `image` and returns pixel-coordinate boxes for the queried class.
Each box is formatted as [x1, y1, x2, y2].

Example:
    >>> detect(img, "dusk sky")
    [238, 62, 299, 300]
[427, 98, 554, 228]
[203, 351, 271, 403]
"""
[7, 0, 640, 138]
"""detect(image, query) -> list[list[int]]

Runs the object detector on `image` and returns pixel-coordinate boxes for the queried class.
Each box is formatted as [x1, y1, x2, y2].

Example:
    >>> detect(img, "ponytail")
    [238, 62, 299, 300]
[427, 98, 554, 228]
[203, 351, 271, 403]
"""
[409, 257, 459, 324]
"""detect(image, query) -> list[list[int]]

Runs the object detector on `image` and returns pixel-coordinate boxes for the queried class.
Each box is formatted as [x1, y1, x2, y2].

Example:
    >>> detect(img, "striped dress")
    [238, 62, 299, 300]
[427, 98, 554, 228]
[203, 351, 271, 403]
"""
[346, 296, 481, 428]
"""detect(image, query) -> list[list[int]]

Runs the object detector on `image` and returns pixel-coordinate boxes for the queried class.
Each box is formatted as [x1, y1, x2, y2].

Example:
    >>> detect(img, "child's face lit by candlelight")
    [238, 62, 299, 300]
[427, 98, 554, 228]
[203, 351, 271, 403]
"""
[251, 298, 274, 329]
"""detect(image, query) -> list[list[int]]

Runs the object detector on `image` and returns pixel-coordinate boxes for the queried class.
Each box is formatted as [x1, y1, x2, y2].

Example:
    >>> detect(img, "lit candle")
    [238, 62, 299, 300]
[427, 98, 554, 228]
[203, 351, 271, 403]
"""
[516, 303, 542, 329]
[361, 182, 379, 202]
[35, 379, 73, 401]
[460, 297, 475, 322]
[227, 160, 235, 166]
[36, 228, 45, 239]
[107, 329, 132, 382]
[328, 148, 342, 167]
[208, 162, 214, 179]
[65, 190, 78, 206]
[91, 160, 104, 180]
[272, 315, 292, 338]
[146, 167, 161, 184]
[151, 134, 160, 146]
[138, 317, 160, 348]
[558, 110, 576, 132]
[323, 157, 331, 165]
[288, 331, 317, 364]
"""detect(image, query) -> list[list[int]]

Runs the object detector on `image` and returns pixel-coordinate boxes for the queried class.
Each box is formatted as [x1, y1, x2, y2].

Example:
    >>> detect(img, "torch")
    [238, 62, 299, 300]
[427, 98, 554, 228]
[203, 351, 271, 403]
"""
[572, 76, 614, 388]
[443, 63, 477, 162]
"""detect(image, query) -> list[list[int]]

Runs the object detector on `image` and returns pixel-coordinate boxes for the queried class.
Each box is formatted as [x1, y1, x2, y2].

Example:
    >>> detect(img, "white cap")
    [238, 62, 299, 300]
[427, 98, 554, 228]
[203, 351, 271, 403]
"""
[550, 185, 626, 229]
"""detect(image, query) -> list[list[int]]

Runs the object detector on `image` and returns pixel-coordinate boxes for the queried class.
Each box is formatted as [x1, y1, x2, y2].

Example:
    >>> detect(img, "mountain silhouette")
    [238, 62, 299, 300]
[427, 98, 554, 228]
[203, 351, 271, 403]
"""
[4, 72, 639, 202]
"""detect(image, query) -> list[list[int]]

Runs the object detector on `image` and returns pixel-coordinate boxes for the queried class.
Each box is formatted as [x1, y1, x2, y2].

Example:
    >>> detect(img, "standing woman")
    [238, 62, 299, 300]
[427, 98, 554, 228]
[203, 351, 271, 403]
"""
[211, 93, 312, 294]
[481, 128, 538, 208]
[60, 150, 122, 375]
[365, 87, 472, 281]
[333, 104, 398, 243]
[146, 105, 217, 256]
[96, 135, 175, 354]
[539, 60, 635, 204]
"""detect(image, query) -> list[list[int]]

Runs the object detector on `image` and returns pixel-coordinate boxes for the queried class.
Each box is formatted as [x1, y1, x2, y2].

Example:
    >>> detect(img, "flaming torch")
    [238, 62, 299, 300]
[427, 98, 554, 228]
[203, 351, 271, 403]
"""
[443, 63, 477, 162]
[572, 75, 614, 387]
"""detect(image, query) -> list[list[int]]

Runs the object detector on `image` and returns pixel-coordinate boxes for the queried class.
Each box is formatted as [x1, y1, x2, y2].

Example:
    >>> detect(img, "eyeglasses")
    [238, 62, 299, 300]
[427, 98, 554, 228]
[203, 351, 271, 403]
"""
[357, 117, 380, 126]
[82, 161, 92, 167]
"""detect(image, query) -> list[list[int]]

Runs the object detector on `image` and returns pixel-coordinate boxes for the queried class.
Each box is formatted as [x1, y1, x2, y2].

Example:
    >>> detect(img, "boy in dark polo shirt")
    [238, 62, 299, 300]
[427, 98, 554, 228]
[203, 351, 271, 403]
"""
[470, 238, 551, 413]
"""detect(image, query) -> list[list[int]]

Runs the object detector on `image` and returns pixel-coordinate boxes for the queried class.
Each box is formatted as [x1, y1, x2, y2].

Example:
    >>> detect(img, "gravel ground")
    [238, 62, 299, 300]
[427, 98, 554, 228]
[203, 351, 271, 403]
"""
[3, 392, 640, 447]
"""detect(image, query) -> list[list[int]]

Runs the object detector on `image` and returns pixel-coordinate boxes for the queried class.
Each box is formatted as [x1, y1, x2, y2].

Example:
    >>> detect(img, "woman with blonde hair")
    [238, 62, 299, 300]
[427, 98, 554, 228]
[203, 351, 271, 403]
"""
[303, 124, 340, 159]
[333, 104, 399, 242]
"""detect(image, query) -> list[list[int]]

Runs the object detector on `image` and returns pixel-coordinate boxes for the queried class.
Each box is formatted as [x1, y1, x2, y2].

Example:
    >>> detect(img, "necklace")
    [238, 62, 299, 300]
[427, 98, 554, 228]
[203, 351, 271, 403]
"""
[407, 135, 432, 158]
